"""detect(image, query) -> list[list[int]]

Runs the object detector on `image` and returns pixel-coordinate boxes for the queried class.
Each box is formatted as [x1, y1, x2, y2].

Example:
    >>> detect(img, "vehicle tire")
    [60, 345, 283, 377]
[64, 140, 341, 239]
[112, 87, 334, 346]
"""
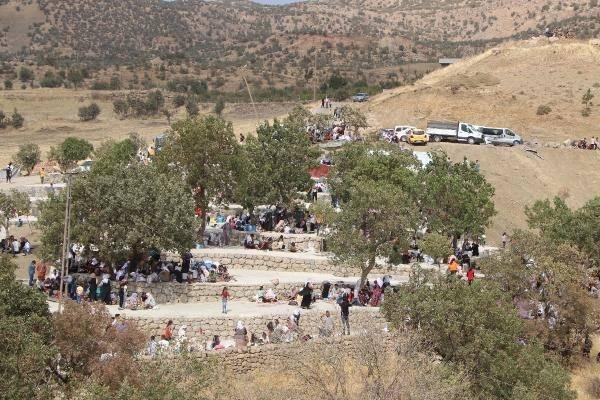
[513, 140, 520, 146]
[400, 136, 408, 142]
[467, 137, 475, 145]
[433, 135, 442, 142]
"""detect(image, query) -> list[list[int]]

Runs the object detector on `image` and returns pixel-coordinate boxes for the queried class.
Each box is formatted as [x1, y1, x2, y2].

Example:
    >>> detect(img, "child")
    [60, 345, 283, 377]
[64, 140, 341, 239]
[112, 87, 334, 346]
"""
[221, 286, 230, 314]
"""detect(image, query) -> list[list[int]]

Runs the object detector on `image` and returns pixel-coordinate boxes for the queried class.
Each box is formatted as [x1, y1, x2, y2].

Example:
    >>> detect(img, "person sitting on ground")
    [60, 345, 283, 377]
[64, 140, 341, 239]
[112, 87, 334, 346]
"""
[211, 335, 224, 350]
[448, 256, 459, 275]
[147, 335, 158, 356]
[256, 286, 265, 303]
[141, 292, 156, 309]
[319, 310, 334, 337]
[162, 320, 175, 341]
[126, 292, 140, 310]
[289, 242, 298, 253]
[264, 287, 277, 303]
[272, 235, 286, 250]
[244, 234, 256, 249]
[258, 237, 273, 251]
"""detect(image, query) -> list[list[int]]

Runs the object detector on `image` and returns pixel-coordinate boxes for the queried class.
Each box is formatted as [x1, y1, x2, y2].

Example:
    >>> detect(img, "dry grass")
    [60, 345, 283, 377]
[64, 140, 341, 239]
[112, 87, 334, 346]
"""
[572, 336, 600, 400]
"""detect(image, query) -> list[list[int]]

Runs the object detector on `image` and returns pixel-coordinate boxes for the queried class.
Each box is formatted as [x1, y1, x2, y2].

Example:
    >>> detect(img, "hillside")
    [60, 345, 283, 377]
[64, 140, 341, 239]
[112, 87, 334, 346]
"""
[364, 38, 600, 243]
[0, 0, 598, 93]
[366, 38, 600, 142]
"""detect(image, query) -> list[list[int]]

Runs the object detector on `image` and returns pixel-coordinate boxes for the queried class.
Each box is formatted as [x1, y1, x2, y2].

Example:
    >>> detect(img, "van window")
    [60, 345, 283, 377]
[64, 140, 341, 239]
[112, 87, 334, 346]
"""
[506, 129, 515, 136]
[460, 124, 469, 133]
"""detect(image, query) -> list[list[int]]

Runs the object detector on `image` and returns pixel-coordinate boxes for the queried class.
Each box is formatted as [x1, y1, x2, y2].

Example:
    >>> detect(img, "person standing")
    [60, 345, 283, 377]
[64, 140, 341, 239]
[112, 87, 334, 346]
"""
[221, 286, 230, 314]
[5, 162, 12, 183]
[467, 266, 475, 285]
[502, 232, 508, 248]
[28, 260, 36, 287]
[118, 275, 128, 309]
[39, 167, 46, 185]
[35, 261, 47, 288]
[340, 294, 352, 335]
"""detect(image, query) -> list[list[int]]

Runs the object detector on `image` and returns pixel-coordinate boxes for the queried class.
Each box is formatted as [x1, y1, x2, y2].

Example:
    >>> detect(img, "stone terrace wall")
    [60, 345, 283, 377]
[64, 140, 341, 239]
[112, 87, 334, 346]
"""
[130, 307, 385, 341]
[217, 231, 323, 252]
[125, 281, 322, 304]
[190, 249, 362, 276]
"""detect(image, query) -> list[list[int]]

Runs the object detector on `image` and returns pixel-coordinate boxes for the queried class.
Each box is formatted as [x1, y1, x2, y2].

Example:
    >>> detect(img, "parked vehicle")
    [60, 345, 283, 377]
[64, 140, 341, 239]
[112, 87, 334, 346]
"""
[475, 126, 523, 146]
[351, 93, 369, 102]
[407, 129, 429, 145]
[394, 125, 417, 142]
[426, 121, 484, 144]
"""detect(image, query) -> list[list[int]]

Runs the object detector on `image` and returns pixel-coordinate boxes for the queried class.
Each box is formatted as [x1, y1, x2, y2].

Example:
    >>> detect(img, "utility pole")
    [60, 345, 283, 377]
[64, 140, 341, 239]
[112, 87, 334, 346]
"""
[241, 65, 258, 120]
[313, 50, 317, 102]
[57, 173, 73, 313]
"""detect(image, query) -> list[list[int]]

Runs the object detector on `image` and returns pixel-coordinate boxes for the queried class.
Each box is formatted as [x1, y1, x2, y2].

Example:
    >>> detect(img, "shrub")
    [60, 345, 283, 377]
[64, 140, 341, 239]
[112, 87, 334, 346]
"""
[40, 71, 63, 88]
[3, 79, 12, 90]
[10, 109, 24, 128]
[185, 96, 199, 117]
[113, 99, 129, 118]
[15, 143, 41, 175]
[587, 376, 600, 399]
[18, 66, 34, 82]
[48, 137, 94, 170]
[78, 103, 101, 121]
[173, 94, 186, 107]
[536, 104, 552, 115]
[0, 110, 6, 128]
[214, 98, 225, 116]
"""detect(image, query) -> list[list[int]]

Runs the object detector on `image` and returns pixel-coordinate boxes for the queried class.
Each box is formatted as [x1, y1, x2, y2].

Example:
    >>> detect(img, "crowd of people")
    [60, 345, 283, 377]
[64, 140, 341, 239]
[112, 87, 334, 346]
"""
[1, 235, 32, 256]
[574, 137, 599, 150]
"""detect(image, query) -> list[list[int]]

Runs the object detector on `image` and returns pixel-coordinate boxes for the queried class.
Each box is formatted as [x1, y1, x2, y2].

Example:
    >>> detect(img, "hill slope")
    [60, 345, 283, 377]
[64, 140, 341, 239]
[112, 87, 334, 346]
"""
[366, 38, 600, 142]
[0, 0, 598, 91]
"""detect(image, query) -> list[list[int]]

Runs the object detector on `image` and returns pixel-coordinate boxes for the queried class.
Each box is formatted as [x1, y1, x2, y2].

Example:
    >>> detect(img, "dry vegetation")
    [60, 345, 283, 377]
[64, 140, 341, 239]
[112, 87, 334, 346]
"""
[0, 0, 598, 92]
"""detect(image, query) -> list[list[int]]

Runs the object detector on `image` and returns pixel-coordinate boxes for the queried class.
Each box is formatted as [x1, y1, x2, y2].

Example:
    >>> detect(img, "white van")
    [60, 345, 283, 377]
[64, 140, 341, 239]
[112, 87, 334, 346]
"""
[476, 126, 523, 146]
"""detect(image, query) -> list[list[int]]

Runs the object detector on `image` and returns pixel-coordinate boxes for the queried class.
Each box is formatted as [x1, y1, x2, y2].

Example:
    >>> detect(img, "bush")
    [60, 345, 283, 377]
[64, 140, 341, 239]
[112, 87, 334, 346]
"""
[0, 110, 6, 129]
[173, 94, 186, 107]
[185, 96, 199, 117]
[78, 103, 101, 121]
[536, 104, 552, 115]
[40, 71, 63, 88]
[3, 79, 12, 90]
[49, 137, 94, 170]
[10, 109, 24, 128]
[214, 98, 225, 116]
[15, 143, 41, 175]
[586, 376, 600, 399]
[113, 99, 129, 118]
[18, 66, 34, 82]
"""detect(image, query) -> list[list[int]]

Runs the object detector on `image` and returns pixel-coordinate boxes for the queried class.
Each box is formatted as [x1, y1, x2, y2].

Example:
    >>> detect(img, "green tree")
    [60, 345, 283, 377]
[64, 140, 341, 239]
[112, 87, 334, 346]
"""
[581, 88, 594, 116]
[327, 179, 419, 286]
[48, 137, 94, 171]
[0, 256, 54, 400]
[0, 189, 30, 239]
[40, 70, 63, 88]
[237, 118, 319, 210]
[18, 66, 34, 83]
[113, 99, 129, 118]
[38, 161, 197, 265]
[10, 109, 24, 128]
[78, 103, 101, 121]
[145, 90, 164, 114]
[0, 110, 6, 128]
[185, 96, 199, 117]
[329, 182, 418, 285]
[382, 273, 576, 400]
[67, 67, 84, 88]
[525, 196, 600, 267]
[338, 105, 368, 136]
[214, 98, 225, 116]
[419, 151, 495, 242]
[14, 143, 41, 175]
[480, 231, 600, 362]
[420, 232, 453, 267]
[4, 79, 13, 90]
[157, 116, 242, 238]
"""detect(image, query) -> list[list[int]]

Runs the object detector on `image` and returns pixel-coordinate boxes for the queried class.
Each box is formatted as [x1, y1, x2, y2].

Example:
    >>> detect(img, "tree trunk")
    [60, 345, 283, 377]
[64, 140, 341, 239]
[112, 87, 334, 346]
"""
[360, 257, 376, 288]
[194, 186, 207, 242]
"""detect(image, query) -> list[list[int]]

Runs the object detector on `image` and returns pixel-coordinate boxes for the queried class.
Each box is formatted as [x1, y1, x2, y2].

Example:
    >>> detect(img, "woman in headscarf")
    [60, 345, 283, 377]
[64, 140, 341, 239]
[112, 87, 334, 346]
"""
[370, 281, 382, 307]
[234, 321, 248, 348]
[126, 292, 139, 309]
[300, 282, 313, 309]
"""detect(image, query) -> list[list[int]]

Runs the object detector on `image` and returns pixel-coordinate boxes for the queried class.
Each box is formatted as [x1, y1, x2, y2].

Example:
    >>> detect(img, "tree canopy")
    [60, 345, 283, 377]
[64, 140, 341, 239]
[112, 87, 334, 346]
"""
[382, 271, 575, 400]
[525, 196, 600, 269]
[14, 143, 41, 175]
[0, 189, 31, 239]
[39, 140, 197, 264]
[237, 117, 319, 210]
[418, 151, 496, 238]
[157, 115, 242, 236]
[48, 137, 94, 171]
